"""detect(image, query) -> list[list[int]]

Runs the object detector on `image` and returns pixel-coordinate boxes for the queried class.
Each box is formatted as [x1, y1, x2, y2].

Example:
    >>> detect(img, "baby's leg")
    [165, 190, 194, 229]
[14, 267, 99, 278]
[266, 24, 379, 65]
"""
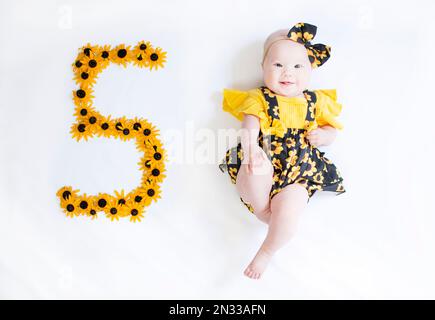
[235, 159, 274, 224]
[244, 183, 308, 279]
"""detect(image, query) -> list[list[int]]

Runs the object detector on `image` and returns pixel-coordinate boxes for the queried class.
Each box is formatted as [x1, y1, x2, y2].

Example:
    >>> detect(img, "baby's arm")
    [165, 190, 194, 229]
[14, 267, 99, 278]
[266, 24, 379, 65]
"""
[307, 125, 337, 147]
[241, 114, 269, 174]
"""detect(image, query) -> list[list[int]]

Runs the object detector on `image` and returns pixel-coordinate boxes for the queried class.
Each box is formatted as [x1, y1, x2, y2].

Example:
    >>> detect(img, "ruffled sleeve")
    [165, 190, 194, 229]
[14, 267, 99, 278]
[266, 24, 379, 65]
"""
[223, 89, 264, 120]
[314, 89, 344, 130]
[223, 88, 285, 137]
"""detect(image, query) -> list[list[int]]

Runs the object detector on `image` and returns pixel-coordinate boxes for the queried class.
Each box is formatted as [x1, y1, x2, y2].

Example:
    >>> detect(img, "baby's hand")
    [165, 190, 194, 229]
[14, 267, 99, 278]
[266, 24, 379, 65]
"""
[246, 144, 270, 175]
[307, 126, 337, 147]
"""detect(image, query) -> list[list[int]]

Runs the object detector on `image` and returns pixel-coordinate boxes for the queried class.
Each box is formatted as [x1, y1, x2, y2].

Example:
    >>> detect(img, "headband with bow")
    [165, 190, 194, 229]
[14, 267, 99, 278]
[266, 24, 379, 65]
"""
[287, 22, 331, 68]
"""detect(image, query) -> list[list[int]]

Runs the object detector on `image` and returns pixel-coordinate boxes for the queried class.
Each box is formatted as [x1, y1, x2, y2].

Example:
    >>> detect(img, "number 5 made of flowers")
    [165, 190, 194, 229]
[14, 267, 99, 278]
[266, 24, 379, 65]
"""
[56, 41, 167, 222]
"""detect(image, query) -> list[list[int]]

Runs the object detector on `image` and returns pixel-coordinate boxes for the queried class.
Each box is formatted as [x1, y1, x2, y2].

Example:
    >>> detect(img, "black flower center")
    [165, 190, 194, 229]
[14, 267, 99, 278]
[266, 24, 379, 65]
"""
[154, 152, 162, 160]
[76, 89, 86, 98]
[118, 199, 126, 205]
[135, 196, 142, 203]
[89, 116, 96, 124]
[131, 209, 139, 216]
[67, 204, 75, 212]
[117, 49, 127, 58]
[101, 123, 109, 130]
[150, 53, 158, 61]
[78, 124, 86, 132]
[90, 209, 96, 215]
[133, 123, 141, 130]
[84, 48, 91, 56]
[102, 51, 109, 58]
[123, 128, 130, 135]
[110, 208, 117, 215]
[147, 189, 155, 197]
[137, 54, 143, 61]
[62, 190, 71, 200]
[143, 129, 151, 136]
[98, 199, 107, 208]
[89, 59, 97, 68]
[75, 61, 82, 68]
[152, 169, 160, 176]
[80, 109, 87, 116]
[140, 44, 147, 50]
[80, 201, 88, 209]
[115, 122, 123, 131]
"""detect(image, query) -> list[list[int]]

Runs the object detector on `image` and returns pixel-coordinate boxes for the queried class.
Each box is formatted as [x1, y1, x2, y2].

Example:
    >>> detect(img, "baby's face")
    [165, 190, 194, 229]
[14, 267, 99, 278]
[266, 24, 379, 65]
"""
[262, 40, 312, 98]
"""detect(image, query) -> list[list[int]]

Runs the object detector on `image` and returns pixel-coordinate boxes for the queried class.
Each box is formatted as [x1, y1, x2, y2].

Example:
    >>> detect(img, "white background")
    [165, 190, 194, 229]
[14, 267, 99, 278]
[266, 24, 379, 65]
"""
[1, 0, 435, 299]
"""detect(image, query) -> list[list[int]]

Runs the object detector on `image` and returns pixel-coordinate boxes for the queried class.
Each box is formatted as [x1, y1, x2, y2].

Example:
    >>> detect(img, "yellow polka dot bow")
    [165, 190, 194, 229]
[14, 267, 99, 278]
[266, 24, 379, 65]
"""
[287, 22, 331, 68]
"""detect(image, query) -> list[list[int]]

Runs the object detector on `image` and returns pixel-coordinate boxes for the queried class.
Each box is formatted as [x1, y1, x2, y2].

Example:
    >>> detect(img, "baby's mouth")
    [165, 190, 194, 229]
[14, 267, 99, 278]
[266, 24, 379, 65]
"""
[279, 81, 294, 86]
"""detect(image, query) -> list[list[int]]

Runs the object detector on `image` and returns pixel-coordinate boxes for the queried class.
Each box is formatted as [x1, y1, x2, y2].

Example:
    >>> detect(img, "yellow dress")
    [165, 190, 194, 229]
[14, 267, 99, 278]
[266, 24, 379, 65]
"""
[219, 86, 345, 213]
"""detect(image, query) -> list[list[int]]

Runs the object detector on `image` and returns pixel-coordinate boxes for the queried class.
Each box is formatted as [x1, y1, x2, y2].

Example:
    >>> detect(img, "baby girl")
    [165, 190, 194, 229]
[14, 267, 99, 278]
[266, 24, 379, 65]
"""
[219, 22, 345, 279]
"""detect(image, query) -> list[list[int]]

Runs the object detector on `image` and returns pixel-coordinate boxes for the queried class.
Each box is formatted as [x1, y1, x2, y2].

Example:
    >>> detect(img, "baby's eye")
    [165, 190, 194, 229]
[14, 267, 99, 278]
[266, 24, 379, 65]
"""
[274, 63, 283, 68]
[294, 64, 304, 69]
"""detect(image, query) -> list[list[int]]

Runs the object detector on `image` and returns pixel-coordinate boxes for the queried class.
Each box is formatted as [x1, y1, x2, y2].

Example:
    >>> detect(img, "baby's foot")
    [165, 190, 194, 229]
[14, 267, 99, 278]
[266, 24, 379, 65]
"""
[243, 248, 273, 280]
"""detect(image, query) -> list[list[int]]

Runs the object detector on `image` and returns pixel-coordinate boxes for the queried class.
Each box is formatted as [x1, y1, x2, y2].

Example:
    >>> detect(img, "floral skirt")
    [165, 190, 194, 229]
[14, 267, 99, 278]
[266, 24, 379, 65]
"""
[219, 129, 345, 213]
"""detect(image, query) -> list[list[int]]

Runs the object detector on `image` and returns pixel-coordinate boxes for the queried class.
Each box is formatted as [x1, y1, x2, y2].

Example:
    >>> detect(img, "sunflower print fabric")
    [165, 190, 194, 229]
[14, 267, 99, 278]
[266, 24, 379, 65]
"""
[57, 41, 167, 222]
[287, 22, 331, 68]
[219, 87, 345, 214]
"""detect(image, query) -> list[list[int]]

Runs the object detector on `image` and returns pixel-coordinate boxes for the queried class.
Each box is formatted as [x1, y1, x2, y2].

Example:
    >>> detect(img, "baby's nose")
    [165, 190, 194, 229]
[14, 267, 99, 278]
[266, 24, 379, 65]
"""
[283, 67, 295, 77]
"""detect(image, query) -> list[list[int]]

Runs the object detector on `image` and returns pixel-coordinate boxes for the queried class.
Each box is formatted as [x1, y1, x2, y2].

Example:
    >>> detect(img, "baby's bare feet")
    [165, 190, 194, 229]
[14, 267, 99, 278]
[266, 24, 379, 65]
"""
[243, 248, 273, 280]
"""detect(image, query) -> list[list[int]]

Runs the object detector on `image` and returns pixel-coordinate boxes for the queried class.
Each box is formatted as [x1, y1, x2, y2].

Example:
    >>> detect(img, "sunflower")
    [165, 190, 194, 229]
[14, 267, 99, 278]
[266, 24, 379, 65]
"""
[73, 86, 94, 106]
[134, 41, 153, 54]
[80, 43, 100, 59]
[302, 159, 318, 177]
[285, 137, 296, 149]
[57, 186, 80, 203]
[95, 44, 112, 70]
[82, 110, 100, 133]
[73, 100, 96, 121]
[95, 193, 110, 212]
[110, 44, 131, 67]
[76, 193, 93, 216]
[70, 121, 94, 142]
[270, 141, 283, 155]
[60, 196, 81, 218]
[150, 147, 166, 166]
[117, 119, 134, 142]
[72, 56, 87, 75]
[147, 47, 167, 70]
[80, 55, 104, 78]
[144, 163, 166, 184]
[126, 201, 146, 223]
[95, 115, 115, 138]
[114, 189, 129, 215]
[141, 181, 161, 204]
[104, 197, 122, 221]
[129, 117, 146, 134]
